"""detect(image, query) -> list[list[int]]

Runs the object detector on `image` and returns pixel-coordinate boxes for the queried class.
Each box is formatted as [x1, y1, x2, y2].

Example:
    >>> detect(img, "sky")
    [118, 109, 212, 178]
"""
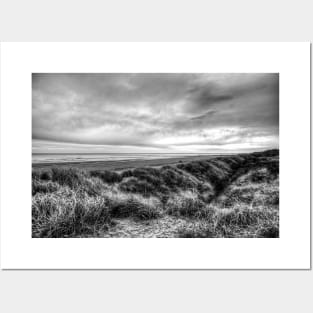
[32, 73, 279, 154]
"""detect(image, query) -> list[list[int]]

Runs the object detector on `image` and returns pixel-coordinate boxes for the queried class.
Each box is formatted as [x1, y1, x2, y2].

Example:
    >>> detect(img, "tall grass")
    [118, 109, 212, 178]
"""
[106, 193, 162, 220]
[32, 149, 279, 238]
[119, 166, 199, 196]
[166, 190, 209, 218]
[177, 205, 279, 238]
[32, 177, 163, 237]
[90, 170, 123, 184]
[32, 187, 112, 237]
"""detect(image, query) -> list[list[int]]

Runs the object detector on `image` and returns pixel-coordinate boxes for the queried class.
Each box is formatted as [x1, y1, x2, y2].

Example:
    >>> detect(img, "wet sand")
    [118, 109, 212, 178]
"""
[32, 154, 229, 171]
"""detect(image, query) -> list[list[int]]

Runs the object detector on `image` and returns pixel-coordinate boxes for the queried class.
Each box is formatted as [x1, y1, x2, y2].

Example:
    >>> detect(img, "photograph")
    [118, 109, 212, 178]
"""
[0, 1, 312, 311]
[32, 73, 279, 238]
[2, 41, 309, 269]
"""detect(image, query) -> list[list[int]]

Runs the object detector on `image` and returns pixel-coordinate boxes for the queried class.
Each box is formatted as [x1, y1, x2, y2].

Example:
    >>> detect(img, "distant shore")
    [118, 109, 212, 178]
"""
[32, 154, 227, 171]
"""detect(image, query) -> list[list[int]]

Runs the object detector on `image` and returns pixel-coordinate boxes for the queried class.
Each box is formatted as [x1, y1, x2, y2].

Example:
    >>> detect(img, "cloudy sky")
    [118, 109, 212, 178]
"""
[32, 73, 279, 154]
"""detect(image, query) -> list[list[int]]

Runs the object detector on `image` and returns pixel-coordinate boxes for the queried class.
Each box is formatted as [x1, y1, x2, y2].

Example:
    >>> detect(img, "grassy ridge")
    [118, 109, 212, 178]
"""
[32, 149, 279, 238]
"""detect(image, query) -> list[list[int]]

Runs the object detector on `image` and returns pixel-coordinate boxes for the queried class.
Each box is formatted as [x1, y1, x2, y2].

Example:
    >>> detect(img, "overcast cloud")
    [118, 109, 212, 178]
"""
[32, 73, 279, 153]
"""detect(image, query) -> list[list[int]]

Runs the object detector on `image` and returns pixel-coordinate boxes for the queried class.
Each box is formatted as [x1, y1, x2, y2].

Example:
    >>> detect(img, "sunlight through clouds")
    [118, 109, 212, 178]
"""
[32, 73, 279, 153]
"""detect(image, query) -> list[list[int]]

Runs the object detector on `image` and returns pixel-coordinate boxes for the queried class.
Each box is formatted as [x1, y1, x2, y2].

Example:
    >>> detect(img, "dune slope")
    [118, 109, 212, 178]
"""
[32, 150, 279, 238]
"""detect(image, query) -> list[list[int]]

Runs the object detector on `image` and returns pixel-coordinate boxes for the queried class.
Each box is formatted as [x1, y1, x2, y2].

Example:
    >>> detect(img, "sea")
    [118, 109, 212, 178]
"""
[32, 153, 212, 164]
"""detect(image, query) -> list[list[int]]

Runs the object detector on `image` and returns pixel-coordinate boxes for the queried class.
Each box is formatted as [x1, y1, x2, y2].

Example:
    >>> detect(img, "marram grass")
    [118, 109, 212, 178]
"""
[32, 150, 279, 238]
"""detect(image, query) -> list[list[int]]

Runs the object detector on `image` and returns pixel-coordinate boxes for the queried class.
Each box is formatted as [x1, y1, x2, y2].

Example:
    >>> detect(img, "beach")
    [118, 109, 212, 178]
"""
[32, 154, 228, 171]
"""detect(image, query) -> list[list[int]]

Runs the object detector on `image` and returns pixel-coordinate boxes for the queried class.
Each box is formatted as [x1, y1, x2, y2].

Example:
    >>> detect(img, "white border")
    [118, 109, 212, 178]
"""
[0, 42, 310, 269]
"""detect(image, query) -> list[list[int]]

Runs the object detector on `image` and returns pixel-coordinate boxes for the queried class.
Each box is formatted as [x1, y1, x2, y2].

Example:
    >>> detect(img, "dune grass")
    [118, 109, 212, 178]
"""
[32, 187, 112, 237]
[32, 149, 279, 238]
[166, 190, 209, 218]
[177, 205, 279, 238]
[32, 181, 163, 237]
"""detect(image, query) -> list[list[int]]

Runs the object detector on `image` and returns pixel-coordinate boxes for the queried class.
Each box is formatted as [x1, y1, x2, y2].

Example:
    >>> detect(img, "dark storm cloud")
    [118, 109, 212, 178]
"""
[32, 73, 279, 153]
[187, 84, 233, 109]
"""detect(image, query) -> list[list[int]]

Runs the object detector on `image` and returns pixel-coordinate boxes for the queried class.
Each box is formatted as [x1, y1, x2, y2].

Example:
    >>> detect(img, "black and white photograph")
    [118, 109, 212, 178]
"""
[1, 4, 312, 312]
[32, 73, 279, 238]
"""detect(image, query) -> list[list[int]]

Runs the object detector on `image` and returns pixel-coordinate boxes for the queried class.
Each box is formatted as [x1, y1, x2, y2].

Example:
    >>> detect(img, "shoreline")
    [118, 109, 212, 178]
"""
[32, 154, 229, 171]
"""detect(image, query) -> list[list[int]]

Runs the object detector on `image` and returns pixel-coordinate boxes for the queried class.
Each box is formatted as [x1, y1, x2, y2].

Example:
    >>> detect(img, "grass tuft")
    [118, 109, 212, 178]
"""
[90, 170, 122, 184]
[32, 190, 112, 238]
[106, 192, 162, 220]
[166, 191, 209, 218]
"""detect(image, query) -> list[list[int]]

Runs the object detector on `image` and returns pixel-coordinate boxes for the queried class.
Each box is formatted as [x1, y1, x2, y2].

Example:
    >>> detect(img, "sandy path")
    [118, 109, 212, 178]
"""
[101, 216, 199, 238]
